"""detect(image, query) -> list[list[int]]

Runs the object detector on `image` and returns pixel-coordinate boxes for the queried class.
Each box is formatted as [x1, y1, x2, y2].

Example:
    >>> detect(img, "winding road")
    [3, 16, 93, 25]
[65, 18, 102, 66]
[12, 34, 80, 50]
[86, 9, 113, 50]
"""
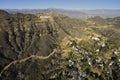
[0, 49, 57, 77]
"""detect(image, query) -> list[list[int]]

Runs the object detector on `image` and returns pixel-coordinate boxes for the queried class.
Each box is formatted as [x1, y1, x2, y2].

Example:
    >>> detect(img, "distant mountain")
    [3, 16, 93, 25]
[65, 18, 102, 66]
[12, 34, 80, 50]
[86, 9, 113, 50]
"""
[3, 8, 120, 18]
[81, 9, 120, 18]
[4, 8, 87, 18]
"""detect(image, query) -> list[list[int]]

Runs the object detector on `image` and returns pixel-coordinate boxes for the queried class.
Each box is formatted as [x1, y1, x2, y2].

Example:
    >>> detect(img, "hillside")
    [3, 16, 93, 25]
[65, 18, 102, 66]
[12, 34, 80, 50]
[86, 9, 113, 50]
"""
[0, 10, 120, 80]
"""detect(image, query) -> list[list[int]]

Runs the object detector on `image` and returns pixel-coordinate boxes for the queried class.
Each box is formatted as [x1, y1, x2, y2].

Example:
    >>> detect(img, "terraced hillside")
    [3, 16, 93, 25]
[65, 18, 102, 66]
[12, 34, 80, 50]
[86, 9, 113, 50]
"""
[0, 10, 120, 80]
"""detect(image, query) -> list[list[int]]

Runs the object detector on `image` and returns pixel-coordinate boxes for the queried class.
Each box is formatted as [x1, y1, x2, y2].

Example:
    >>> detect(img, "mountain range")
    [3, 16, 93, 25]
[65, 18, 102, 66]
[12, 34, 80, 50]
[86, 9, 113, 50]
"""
[0, 10, 120, 80]
[4, 8, 120, 18]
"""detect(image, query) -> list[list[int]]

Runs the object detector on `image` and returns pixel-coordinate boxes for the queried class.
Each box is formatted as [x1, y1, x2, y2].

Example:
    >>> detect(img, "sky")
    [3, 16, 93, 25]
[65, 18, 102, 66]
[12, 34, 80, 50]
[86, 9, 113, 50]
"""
[0, 0, 120, 9]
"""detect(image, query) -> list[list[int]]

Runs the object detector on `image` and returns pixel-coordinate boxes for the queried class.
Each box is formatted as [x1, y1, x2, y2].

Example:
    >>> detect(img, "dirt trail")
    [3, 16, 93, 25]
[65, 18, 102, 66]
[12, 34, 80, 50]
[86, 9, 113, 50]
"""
[0, 49, 57, 77]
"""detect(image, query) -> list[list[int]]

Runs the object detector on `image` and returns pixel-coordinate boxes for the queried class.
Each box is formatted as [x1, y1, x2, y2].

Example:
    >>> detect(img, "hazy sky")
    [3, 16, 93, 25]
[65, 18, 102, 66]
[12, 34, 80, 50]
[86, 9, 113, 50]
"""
[0, 0, 119, 9]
